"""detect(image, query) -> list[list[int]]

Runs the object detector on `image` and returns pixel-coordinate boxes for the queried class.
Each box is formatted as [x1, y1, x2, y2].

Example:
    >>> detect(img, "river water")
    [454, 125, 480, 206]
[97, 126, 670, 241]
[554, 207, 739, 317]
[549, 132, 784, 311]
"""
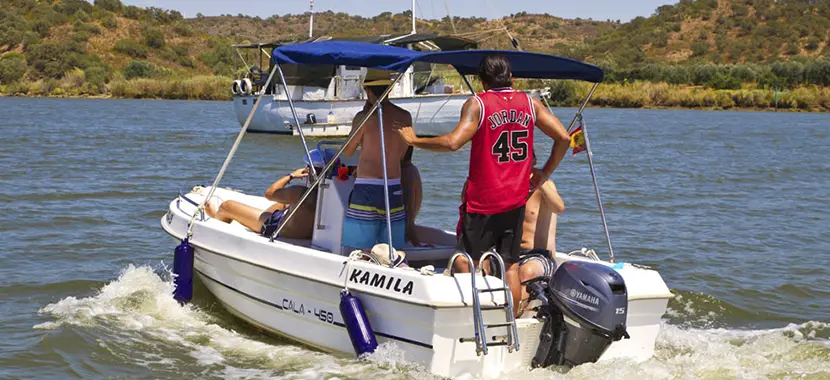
[1, 97, 828, 379]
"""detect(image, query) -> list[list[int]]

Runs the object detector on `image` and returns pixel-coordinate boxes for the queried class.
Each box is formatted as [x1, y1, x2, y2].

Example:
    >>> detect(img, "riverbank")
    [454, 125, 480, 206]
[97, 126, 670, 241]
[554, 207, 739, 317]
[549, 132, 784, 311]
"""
[2, 77, 828, 112]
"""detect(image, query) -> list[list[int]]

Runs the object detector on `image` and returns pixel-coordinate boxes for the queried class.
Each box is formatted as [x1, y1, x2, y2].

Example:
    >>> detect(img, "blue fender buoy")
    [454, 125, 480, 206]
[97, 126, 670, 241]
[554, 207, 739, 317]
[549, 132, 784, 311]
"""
[339, 290, 378, 356]
[173, 238, 194, 304]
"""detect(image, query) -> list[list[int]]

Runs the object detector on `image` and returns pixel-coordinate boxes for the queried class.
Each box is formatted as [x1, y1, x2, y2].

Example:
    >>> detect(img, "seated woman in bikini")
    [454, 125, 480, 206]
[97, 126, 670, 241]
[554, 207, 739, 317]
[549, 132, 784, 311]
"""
[205, 153, 324, 240]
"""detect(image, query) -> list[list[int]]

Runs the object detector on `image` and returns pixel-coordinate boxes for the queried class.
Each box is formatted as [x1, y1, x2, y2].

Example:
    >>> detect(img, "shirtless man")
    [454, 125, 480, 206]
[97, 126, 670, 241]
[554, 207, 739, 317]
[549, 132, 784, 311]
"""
[341, 71, 412, 253]
[516, 153, 565, 316]
[205, 150, 327, 239]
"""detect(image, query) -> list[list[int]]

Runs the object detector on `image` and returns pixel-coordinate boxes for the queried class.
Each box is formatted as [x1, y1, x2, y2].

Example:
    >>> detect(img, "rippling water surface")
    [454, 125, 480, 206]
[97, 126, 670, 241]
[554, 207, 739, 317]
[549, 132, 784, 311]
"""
[1, 97, 828, 379]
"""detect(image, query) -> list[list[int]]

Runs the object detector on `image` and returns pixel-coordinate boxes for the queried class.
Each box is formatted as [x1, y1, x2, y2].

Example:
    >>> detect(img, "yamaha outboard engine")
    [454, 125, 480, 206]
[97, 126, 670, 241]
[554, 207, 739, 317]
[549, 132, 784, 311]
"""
[528, 260, 629, 368]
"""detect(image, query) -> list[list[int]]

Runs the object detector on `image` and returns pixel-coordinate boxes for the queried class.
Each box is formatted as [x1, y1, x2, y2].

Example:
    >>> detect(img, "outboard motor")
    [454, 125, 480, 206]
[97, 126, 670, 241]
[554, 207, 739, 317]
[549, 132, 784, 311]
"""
[529, 260, 629, 368]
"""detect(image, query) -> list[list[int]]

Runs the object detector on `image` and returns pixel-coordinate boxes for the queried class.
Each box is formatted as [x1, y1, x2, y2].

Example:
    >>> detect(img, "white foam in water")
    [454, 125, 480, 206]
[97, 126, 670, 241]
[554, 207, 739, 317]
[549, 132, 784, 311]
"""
[36, 265, 830, 379]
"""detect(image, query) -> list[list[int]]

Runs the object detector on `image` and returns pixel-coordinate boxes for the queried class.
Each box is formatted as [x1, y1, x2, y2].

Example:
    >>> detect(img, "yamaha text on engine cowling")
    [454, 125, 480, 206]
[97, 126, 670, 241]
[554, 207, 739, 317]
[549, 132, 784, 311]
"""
[527, 260, 630, 368]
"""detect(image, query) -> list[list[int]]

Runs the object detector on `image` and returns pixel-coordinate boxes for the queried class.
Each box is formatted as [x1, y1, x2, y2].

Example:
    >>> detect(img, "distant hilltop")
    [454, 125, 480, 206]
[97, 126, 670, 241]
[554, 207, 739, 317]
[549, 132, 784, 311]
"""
[0, 0, 828, 110]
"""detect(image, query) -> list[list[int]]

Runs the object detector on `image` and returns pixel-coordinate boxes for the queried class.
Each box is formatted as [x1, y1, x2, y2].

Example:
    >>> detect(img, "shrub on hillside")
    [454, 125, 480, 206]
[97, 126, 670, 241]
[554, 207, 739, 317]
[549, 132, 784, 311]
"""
[142, 26, 165, 49]
[0, 53, 27, 84]
[101, 12, 118, 29]
[73, 20, 101, 35]
[31, 20, 51, 37]
[123, 5, 143, 20]
[94, 0, 123, 13]
[84, 66, 109, 86]
[123, 60, 156, 79]
[22, 32, 39, 50]
[73, 9, 90, 22]
[71, 31, 90, 43]
[691, 41, 709, 58]
[178, 56, 195, 68]
[173, 22, 192, 37]
[114, 39, 148, 58]
[55, 0, 93, 15]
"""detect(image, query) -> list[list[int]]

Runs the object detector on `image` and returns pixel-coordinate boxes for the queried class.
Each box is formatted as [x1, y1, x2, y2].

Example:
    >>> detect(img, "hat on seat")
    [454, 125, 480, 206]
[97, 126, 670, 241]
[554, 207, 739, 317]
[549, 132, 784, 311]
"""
[303, 148, 337, 168]
[370, 243, 407, 267]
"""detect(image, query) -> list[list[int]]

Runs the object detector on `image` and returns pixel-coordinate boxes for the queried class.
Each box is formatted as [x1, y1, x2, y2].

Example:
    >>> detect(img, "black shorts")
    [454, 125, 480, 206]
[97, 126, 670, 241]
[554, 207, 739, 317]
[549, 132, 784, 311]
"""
[457, 205, 525, 264]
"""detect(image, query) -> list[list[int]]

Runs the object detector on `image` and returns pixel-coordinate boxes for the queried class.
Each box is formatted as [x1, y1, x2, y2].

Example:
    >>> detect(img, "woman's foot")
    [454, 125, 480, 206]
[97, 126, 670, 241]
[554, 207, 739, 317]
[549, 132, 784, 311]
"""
[204, 196, 223, 219]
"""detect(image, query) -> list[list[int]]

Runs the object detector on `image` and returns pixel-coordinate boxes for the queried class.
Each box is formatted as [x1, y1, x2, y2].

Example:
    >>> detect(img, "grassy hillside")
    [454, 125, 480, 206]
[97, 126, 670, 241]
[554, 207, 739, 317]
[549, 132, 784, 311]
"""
[188, 11, 615, 52]
[572, 0, 830, 64]
[0, 0, 828, 110]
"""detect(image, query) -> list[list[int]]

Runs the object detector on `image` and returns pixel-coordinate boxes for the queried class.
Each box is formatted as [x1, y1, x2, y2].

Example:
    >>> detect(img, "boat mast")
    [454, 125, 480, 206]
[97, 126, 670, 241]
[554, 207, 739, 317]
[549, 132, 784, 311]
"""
[308, 0, 314, 38]
[444, 0, 457, 34]
[411, 0, 417, 34]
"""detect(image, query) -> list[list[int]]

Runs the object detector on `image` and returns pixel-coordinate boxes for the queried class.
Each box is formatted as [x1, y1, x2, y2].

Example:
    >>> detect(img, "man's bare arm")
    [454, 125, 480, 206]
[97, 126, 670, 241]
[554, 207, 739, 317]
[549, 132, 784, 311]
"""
[538, 180, 565, 214]
[265, 168, 308, 203]
[532, 97, 570, 178]
[343, 111, 367, 157]
[396, 98, 480, 152]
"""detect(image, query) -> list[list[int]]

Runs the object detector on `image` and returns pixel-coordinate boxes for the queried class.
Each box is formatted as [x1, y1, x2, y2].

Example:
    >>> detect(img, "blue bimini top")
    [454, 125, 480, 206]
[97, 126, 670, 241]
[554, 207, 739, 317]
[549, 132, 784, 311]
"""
[272, 41, 604, 83]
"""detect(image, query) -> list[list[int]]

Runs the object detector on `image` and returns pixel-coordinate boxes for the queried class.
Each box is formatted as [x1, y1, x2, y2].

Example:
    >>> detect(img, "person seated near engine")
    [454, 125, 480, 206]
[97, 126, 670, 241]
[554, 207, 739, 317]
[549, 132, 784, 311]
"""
[205, 151, 328, 240]
[516, 152, 565, 316]
[400, 146, 424, 246]
[456, 151, 565, 316]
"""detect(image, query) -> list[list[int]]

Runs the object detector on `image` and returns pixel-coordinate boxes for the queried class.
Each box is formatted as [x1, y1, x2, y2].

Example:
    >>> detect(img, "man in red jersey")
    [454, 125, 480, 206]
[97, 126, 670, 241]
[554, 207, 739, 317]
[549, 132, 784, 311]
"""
[396, 54, 570, 312]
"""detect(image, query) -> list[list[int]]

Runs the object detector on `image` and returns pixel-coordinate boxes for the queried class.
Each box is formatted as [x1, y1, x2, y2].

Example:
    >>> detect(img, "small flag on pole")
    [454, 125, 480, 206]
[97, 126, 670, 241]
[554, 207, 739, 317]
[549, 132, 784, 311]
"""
[569, 126, 587, 156]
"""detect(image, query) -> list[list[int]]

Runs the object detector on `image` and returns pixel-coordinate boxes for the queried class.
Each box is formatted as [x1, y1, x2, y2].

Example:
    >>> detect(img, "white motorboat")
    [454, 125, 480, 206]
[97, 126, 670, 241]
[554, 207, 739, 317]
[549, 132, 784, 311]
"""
[162, 41, 673, 379]
[228, 0, 483, 136]
[230, 34, 480, 136]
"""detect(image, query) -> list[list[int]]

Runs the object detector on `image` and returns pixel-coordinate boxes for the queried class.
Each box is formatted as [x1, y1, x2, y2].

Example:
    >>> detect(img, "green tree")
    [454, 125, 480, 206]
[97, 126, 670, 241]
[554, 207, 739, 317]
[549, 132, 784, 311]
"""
[693, 64, 719, 85]
[707, 72, 741, 89]
[0, 53, 27, 84]
[0, 10, 29, 51]
[123, 5, 143, 20]
[26, 43, 74, 78]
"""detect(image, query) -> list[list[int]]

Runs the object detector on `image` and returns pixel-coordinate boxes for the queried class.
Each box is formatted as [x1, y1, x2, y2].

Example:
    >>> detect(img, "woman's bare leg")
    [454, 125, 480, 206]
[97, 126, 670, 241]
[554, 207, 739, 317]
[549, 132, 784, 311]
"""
[205, 200, 269, 233]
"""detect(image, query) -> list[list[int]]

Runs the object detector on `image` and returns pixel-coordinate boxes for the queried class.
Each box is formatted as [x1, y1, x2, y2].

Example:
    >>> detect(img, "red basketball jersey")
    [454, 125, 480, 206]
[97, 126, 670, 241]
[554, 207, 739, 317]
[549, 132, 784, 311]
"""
[464, 87, 535, 214]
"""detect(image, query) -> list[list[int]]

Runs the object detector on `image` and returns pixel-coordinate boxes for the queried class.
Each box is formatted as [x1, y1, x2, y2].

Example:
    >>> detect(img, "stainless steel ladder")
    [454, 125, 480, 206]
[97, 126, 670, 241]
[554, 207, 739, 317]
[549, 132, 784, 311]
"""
[448, 249, 520, 356]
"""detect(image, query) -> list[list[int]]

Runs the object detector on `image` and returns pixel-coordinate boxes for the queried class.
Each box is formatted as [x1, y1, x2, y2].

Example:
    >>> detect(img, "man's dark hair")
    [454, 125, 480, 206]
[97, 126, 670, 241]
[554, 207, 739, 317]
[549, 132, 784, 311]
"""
[478, 54, 512, 88]
[365, 85, 388, 98]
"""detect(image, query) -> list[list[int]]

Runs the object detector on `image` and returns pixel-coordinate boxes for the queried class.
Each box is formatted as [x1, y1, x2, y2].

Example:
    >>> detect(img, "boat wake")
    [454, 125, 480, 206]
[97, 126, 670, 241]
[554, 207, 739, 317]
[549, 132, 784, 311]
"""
[35, 265, 829, 379]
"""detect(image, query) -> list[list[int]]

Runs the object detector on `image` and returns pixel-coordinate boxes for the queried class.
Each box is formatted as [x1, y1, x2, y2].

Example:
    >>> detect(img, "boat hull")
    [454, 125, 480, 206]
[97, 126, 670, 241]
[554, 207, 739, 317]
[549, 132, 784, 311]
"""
[161, 187, 673, 378]
[233, 94, 469, 137]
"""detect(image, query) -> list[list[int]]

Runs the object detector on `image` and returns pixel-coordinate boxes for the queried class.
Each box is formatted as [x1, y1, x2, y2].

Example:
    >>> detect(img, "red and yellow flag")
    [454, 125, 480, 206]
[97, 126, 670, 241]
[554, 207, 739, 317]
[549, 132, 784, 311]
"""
[569, 126, 587, 156]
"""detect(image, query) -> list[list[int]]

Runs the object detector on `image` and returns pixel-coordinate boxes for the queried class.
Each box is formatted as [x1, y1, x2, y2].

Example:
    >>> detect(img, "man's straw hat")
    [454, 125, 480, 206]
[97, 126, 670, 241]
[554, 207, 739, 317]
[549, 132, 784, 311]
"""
[363, 69, 393, 87]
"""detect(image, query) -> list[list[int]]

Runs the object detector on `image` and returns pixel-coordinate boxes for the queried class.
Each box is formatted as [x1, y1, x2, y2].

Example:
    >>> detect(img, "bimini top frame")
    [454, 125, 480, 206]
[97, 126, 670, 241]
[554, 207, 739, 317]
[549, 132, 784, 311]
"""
[261, 41, 616, 263]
